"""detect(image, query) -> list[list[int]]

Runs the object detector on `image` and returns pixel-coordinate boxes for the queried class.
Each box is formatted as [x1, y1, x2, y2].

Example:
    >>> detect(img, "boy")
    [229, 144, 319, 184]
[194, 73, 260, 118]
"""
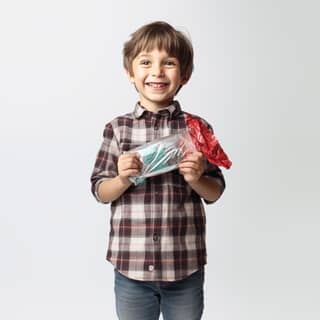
[91, 21, 225, 320]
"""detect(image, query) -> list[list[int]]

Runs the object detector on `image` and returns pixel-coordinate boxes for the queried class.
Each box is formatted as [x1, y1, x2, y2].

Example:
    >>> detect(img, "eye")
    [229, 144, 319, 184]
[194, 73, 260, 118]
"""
[164, 60, 176, 66]
[140, 60, 151, 66]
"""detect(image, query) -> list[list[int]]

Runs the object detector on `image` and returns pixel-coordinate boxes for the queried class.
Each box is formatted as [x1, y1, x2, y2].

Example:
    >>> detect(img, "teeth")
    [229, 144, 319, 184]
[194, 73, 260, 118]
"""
[147, 83, 167, 88]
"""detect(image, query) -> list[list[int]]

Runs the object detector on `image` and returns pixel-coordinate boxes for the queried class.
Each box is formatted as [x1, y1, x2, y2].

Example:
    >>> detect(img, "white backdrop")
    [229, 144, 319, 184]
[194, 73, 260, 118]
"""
[1, 0, 319, 319]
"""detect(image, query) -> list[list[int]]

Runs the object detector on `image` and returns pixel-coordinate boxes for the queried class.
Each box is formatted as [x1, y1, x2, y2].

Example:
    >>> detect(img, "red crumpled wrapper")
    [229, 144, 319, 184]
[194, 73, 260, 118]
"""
[186, 114, 232, 169]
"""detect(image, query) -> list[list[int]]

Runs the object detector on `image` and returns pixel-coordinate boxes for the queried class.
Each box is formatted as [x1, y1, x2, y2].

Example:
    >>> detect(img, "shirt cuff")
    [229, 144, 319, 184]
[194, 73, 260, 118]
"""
[93, 178, 111, 204]
[202, 174, 225, 204]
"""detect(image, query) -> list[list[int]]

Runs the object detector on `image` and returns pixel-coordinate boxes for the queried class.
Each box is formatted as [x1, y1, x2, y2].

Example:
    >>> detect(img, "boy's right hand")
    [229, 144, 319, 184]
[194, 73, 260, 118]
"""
[117, 153, 142, 180]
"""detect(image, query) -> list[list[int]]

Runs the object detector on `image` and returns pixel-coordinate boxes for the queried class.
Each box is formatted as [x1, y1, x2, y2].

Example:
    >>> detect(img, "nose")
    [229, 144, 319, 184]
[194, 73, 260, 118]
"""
[151, 63, 164, 77]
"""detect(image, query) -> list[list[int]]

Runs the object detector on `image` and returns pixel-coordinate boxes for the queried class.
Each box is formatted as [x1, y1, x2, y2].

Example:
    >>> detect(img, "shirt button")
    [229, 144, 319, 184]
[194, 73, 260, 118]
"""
[153, 233, 160, 242]
[148, 265, 154, 272]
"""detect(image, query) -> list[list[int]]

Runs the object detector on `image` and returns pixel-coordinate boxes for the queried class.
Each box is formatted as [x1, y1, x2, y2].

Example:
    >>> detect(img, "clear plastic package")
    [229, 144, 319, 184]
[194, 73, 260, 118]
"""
[128, 130, 196, 185]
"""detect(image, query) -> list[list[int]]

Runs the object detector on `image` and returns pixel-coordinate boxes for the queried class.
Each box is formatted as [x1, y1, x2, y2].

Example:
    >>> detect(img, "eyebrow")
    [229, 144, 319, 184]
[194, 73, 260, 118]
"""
[136, 54, 151, 58]
[136, 53, 177, 59]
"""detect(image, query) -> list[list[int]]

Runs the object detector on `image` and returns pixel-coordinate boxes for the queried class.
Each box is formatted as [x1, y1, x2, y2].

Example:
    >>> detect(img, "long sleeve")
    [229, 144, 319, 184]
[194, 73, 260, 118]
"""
[90, 122, 120, 203]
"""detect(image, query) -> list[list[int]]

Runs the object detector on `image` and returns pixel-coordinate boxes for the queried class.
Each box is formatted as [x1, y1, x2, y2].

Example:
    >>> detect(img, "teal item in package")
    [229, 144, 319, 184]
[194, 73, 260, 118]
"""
[128, 131, 196, 185]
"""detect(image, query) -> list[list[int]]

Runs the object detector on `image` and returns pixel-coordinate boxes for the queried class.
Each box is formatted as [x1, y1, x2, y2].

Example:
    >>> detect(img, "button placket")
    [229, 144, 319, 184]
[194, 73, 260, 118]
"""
[153, 114, 161, 131]
[154, 119, 159, 130]
[153, 233, 160, 242]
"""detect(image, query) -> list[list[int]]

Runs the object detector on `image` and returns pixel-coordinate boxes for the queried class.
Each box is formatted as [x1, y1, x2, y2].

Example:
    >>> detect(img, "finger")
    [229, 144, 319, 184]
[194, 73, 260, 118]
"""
[119, 161, 142, 172]
[179, 167, 197, 175]
[185, 151, 203, 158]
[119, 159, 142, 173]
[119, 155, 142, 167]
[119, 152, 141, 161]
[179, 161, 204, 175]
[191, 151, 203, 158]
[179, 161, 200, 170]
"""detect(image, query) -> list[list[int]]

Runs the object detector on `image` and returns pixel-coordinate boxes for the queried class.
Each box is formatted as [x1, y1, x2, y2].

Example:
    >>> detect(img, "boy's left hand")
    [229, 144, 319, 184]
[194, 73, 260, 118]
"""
[178, 152, 205, 183]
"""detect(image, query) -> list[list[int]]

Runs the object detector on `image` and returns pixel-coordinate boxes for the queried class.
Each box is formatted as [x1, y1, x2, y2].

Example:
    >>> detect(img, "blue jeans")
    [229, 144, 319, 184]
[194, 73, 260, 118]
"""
[114, 268, 204, 320]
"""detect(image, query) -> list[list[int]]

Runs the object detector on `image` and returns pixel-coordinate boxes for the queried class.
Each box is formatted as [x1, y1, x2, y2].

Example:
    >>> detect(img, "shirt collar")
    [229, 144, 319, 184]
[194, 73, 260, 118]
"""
[132, 100, 182, 119]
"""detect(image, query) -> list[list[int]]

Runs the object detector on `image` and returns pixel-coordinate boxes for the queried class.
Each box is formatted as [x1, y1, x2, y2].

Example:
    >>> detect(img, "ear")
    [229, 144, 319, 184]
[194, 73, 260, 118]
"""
[180, 78, 188, 86]
[126, 69, 135, 83]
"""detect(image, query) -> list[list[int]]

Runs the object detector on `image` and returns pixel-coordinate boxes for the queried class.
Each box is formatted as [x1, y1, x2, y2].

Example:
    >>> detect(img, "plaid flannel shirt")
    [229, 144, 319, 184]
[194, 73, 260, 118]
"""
[91, 101, 225, 281]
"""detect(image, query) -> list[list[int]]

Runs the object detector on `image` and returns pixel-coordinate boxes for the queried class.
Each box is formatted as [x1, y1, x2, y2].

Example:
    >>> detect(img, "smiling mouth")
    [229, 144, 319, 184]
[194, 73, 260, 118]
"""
[145, 82, 169, 88]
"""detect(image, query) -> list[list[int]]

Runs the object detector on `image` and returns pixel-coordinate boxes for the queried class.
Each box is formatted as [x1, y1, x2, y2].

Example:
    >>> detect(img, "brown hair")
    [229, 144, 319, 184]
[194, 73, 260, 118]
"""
[123, 21, 194, 81]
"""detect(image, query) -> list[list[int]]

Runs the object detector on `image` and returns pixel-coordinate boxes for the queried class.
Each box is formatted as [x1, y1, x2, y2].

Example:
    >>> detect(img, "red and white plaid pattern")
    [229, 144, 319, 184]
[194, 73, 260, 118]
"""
[91, 101, 225, 281]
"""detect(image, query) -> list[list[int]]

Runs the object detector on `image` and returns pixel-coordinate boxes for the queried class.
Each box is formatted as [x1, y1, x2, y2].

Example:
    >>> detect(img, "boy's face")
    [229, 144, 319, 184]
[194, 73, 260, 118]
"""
[128, 48, 187, 112]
